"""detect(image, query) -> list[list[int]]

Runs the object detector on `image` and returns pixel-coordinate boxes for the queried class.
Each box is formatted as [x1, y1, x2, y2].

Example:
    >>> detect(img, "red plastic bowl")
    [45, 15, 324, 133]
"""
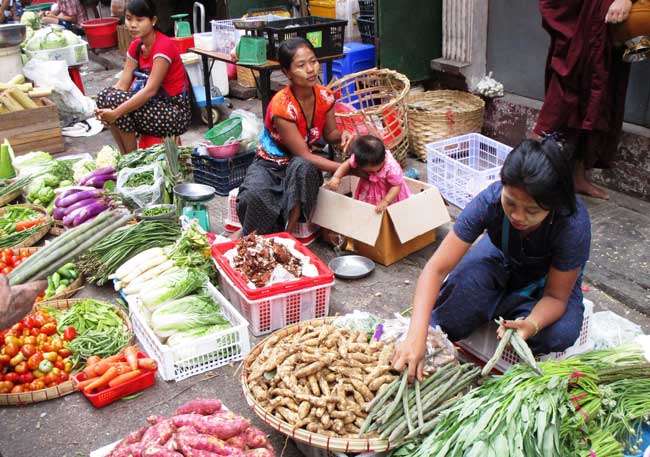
[206, 141, 241, 159]
[81, 17, 119, 49]
[72, 351, 157, 408]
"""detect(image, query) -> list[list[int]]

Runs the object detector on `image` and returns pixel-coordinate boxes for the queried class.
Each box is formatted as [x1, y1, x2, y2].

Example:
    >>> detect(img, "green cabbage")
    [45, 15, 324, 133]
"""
[139, 268, 208, 310]
[42, 30, 66, 50]
[151, 295, 229, 339]
[166, 322, 234, 348]
[20, 11, 41, 30]
[61, 30, 80, 46]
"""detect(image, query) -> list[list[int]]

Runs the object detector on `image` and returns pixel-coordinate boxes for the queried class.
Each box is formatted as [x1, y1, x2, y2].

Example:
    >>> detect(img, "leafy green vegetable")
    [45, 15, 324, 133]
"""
[139, 268, 208, 310]
[125, 171, 154, 187]
[142, 206, 173, 217]
[165, 322, 234, 348]
[151, 294, 229, 339]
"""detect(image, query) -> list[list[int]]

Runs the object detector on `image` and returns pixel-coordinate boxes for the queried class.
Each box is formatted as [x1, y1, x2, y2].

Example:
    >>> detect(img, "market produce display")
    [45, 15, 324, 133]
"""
[38, 263, 80, 301]
[24, 160, 74, 212]
[72, 146, 118, 184]
[79, 219, 181, 285]
[0, 308, 74, 394]
[107, 398, 275, 456]
[7, 209, 131, 285]
[389, 341, 650, 457]
[53, 187, 112, 228]
[73, 345, 157, 394]
[0, 247, 32, 275]
[0, 204, 50, 249]
[229, 234, 309, 288]
[0, 75, 48, 113]
[42, 299, 132, 367]
[245, 321, 397, 438]
[0, 175, 32, 205]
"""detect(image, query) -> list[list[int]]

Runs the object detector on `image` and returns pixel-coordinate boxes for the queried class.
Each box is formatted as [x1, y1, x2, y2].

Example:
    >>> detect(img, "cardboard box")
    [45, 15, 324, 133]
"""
[312, 176, 451, 265]
[0, 98, 63, 155]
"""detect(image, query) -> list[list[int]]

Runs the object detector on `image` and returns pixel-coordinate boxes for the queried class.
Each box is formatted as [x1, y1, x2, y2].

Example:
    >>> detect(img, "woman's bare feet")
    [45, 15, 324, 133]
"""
[575, 162, 609, 200]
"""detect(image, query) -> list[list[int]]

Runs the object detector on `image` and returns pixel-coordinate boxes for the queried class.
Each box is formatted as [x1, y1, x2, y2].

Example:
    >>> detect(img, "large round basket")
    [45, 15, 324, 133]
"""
[0, 298, 133, 406]
[241, 318, 391, 453]
[406, 90, 485, 160]
[0, 188, 22, 207]
[39, 274, 85, 302]
[328, 69, 411, 167]
[0, 204, 52, 248]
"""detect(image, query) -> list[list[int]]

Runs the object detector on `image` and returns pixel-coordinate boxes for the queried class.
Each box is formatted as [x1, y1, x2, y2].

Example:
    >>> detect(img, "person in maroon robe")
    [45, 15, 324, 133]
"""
[533, 0, 634, 199]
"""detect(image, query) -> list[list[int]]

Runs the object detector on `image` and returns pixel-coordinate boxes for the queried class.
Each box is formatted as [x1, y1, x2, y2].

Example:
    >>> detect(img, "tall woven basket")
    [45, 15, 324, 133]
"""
[406, 90, 485, 160]
[328, 68, 411, 166]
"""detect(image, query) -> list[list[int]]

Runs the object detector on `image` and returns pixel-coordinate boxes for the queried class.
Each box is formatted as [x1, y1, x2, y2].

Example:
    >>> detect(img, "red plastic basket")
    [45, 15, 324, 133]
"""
[81, 18, 119, 49]
[212, 232, 334, 301]
[72, 351, 156, 408]
[172, 36, 196, 55]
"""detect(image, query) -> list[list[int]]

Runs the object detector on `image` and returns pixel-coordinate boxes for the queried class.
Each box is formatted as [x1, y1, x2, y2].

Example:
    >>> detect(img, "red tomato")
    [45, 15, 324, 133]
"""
[0, 261, 5, 269]
[20, 251, 30, 259]
[40, 323, 57, 336]
[10, 385, 25, 394]
[1, 267, 10, 275]
[33, 314, 47, 327]
[10, 322, 23, 334]
[14, 362, 28, 374]
[53, 361, 65, 371]
[4, 373, 18, 383]
[57, 348, 71, 358]
[29, 380, 45, 391]
[13, 259, 21, 267]
[27, 352, 44, 371]
[58, 372, 69, 382]
[19, 373, 34, 384]
[63, 327, 76, 341]
[22, 336, 36, 346]
[0, 354, 10, 365]
[4, 343, 19, 358]
[20, 344, 36, 359]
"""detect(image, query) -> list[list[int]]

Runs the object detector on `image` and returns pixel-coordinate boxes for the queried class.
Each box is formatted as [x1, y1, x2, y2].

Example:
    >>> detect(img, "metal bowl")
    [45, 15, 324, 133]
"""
[134, 204, 176, 221]
[173, 183, 216, 202]
[328, 255, 376, 280]
[0, 24, 26, 49]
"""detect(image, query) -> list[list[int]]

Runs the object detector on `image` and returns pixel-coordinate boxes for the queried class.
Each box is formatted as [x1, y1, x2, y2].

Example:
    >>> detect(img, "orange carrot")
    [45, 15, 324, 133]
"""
[124, 346, 139, 371]
[15, 218, 46, 231]
[84, 366, 119, 393]
[74, 378, 95, 391]
[82, 364, 100, 379]
[137, 358, 158, 371]
[108, 369, 142, 388]
[86, 356, 101, 367]
[93, 360, 114, 376]
[102, 353, 124, 364]
[111, 362, 133, 375]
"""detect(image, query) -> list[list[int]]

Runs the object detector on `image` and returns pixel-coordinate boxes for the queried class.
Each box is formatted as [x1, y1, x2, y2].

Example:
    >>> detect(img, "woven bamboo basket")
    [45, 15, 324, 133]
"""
[49, 220, 67, 236]
[241, 318, 391, 453]
[237, 66, 260, 88]
[0, 204, 52, 248]
[328, 68, 411, 166]
[0, 189, 22, 207]
[39, 274, 85, 302]
[406, 90, 485, 160]
[0, 298, 132, 406]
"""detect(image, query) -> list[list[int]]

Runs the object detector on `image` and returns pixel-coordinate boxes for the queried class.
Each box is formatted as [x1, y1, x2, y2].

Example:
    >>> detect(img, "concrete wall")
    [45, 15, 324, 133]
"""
[486, 0, 650, 127]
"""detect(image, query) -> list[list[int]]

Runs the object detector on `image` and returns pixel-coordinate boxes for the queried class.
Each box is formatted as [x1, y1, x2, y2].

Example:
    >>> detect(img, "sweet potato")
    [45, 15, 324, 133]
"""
[147, 415, 166, 425]
[244, 449, 275, 457]
[141, 419, 175, 447]
[141, 445, 182, 456]
[111, 427, 149, 454]
[244, 427, 269, 449]
[226, 434, 246, 450]
[174, 398, 223, 416]
[175, 431, 242, 456]
[172, 413, 250, 440]
[108, 443, 145, 457]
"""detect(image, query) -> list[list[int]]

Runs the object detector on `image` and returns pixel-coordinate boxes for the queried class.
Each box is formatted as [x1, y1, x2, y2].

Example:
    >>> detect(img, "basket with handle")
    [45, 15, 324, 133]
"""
[0, 203, 52, 248]
[0, 298, 132, 406]
[328, 68, 411, 166]
[241, 317, 391, 453]
[407, 90, 485, 160]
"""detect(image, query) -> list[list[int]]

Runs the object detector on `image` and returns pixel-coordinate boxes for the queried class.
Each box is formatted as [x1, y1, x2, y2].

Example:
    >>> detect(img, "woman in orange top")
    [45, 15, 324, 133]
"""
[235, 38, 354, 236]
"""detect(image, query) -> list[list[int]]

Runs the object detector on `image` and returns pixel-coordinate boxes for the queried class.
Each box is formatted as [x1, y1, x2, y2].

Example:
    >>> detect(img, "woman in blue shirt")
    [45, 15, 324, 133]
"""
[393, 137, 591, 380]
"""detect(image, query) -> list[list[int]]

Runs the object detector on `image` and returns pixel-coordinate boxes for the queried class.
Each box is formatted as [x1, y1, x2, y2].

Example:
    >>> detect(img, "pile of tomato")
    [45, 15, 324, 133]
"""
[0, 309, 76, 394]
[0, 248, 31, 276]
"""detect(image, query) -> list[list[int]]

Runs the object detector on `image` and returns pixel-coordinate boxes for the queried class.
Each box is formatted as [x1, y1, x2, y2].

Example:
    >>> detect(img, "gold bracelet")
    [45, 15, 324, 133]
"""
[527, 318, 540, 336]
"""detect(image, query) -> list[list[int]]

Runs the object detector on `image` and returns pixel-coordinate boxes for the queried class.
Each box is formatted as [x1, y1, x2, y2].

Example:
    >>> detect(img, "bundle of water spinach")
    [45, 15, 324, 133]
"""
[360, 363, 480, 443]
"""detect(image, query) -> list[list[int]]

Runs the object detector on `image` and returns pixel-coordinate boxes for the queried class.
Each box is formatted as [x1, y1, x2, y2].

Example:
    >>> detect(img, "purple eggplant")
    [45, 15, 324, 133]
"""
[62, 197, 104, 216]
[53, 206, 66, 220]
[79, 166, 116, 186]
[57, 189, 103, 208]
[84, 173, 117, 188]
[54, 188, 84, 206]
[72, 202, 109, 226]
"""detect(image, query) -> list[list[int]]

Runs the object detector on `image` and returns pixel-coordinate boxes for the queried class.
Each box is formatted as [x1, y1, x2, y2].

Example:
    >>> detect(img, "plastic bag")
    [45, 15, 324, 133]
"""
[116, 162, 164, 209]
[333, 310, 383, 335]
[590, 311, 644, 350]
[23, 59, 96, 127]
[230, 109, 263, 150]
[382, 313, 457, 373]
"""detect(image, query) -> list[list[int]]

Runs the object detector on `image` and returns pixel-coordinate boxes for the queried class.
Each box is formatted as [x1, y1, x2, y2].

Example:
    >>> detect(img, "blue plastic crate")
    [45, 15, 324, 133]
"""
[323, 42, 376, 84]
[626, 424, 650, 457]
[191, 149, 255, 196]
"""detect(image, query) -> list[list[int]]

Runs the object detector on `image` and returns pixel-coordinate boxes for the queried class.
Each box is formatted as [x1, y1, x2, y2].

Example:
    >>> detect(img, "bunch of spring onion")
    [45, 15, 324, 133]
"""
[78, 219, 181, 285]
[0, 175, 32, 200]
[361, 363, 480, 443]
[7, 210, 131, 285]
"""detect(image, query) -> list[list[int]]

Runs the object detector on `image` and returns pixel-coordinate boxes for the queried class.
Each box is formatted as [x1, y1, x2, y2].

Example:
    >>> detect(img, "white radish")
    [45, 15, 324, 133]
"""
[121, 254, 169, 285]
[123, 266, 179, 295]
[126, 259, 176, 288]
[110, 247, 166, 280]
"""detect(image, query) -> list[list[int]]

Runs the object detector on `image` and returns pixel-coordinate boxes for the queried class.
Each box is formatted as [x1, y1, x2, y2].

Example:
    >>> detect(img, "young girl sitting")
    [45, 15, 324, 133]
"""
[327, 135, 411, 213]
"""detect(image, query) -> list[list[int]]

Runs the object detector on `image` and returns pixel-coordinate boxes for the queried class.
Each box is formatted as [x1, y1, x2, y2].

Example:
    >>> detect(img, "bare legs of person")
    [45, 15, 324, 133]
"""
[109, 125, 138, 155]
[286, 205, 301, 234]
[574, 161, 609, 200]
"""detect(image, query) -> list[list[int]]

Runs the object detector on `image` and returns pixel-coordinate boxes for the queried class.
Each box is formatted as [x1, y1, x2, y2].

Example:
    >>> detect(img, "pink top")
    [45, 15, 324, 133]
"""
[349, 150, 411, 206]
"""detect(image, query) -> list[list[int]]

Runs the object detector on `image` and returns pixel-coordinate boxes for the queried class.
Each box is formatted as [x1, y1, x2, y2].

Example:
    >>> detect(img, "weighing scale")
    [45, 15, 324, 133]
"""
[171, 13, 192, 38]
[173, 183, 216, 231]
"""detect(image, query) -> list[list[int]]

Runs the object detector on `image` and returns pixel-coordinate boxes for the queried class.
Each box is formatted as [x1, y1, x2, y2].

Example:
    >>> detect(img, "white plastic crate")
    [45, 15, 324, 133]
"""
[128, 282, 251, 381]
[224, 188, 320, 239]
[426, 133, 512, 209]
[215, 263, 333, 337]
[458, 299, 594, 373]
[25, 40, 89, 67]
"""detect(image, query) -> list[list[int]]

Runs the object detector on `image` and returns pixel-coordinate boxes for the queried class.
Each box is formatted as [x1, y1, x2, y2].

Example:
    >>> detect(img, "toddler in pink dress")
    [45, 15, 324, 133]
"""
[327, 135, 411, 213]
